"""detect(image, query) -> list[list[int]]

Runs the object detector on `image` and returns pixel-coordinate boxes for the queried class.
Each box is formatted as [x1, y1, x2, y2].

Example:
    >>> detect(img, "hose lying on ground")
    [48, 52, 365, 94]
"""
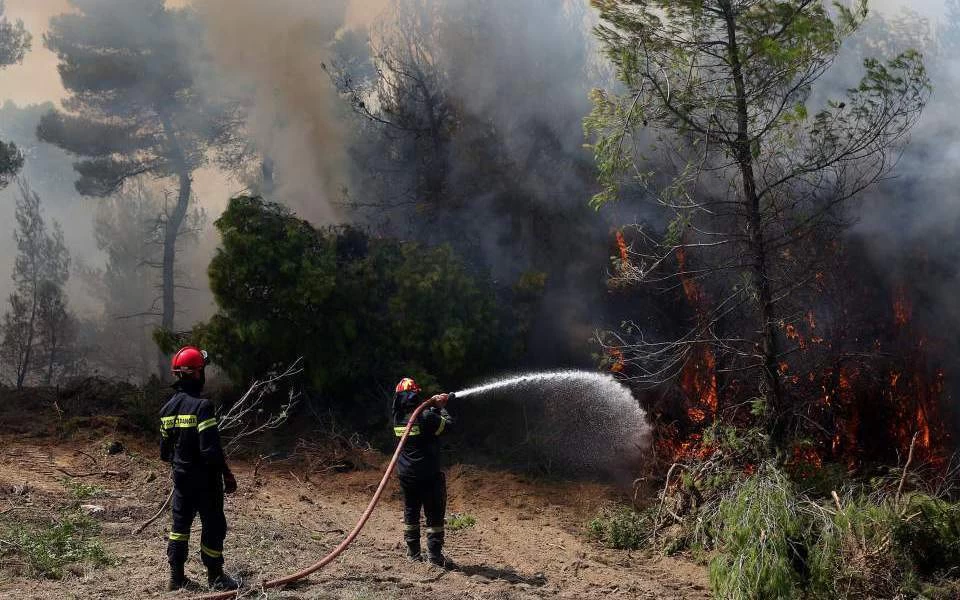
[189, 397, 435, 600]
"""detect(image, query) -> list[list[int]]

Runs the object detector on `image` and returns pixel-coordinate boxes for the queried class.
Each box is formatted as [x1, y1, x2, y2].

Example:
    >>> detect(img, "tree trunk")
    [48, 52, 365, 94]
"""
[45, 328, 57, 385]
[16, 274, 39, 390]
[159, 170, 191, 376]
[157, 111, 192, 380]
[721, 2, 785, 452]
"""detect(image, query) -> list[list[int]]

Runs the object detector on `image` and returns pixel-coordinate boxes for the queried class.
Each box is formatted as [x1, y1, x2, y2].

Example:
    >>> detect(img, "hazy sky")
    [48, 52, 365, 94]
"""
[0, 0, 389, 107]
[0, 0, 944, 110]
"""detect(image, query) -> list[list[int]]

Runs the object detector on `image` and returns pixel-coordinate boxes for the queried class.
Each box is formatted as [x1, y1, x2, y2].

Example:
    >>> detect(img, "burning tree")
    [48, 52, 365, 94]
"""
[586, 0, 930, 454]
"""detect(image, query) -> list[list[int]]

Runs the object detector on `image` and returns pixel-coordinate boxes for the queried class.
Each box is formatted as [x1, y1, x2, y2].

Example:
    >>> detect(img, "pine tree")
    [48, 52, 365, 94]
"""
[587, 0, 929, 450]
[0, 1, 31, 187]
[2, 179, 70, 388]
[37, 0, 228, 367]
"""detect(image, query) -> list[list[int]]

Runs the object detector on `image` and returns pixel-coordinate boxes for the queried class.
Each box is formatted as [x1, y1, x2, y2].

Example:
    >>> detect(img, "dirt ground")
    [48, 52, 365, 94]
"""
[0, 434, 710, 599]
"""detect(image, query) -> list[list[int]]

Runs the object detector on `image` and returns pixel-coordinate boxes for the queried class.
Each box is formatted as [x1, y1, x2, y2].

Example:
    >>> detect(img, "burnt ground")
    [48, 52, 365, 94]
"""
[0, 433, 710, 599]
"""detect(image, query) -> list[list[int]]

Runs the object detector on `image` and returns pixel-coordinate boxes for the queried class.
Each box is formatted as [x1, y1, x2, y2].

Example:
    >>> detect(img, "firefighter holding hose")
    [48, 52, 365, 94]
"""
[392, 378, 455, 568]
[160, 346, 239, 591]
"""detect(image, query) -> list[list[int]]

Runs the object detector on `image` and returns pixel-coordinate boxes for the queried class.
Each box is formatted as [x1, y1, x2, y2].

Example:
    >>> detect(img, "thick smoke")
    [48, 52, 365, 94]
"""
[819, 2, 960, 422]
[193, 0, 391, 223]
[1, 0, 953, 383]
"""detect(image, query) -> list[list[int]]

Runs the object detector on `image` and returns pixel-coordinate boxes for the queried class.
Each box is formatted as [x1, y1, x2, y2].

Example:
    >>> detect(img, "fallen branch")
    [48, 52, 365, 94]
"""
[831, 490, 843, 512]
[133, 489, 173, 535]
[72, 449, 99, 466]
[55, 467, 121, 478]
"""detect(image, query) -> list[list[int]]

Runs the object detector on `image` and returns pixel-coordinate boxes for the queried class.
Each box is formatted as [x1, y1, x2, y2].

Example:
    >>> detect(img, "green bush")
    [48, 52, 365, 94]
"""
[695, 463, 960, 599]
[588, 506, 651, 550]
[167, 196, 539, 421]
[11, 511, 111, 578]
[708, 466, 806, 600]
[894, 493, 960, 576]
[446, 513, 477, 531]
[63, 480, 103, 502]
[807, 493, 904, 598]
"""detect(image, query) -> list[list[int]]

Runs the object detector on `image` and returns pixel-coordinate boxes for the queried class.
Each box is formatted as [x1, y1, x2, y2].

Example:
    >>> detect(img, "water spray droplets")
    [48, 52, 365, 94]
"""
[454, 370, 651, 479]
[457, 370, 632, 400]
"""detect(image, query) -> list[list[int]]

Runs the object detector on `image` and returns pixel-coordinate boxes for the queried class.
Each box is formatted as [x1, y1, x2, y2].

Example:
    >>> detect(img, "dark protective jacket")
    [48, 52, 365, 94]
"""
[159, 382, 227, 483]
[393, 398, 453, 480]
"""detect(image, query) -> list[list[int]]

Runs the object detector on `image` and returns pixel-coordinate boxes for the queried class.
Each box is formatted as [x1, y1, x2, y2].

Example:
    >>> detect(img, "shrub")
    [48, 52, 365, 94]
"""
[694, 464, 960, 599]
[446, 513, 477, 531]
[894, 493, 960, 576]
[588, 506, 651, 550]
[64, 480, 103, 502]
[11, 511, 111, 578]
[708, 466, 806, 600]
[167, 196, 540, 424]
[807, 493, 904, 598]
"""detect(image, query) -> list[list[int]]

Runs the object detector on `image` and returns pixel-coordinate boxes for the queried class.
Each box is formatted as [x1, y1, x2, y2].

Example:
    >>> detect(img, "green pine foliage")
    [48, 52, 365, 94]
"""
[708, 467, 806, 599]
[169, 195, 537, 416]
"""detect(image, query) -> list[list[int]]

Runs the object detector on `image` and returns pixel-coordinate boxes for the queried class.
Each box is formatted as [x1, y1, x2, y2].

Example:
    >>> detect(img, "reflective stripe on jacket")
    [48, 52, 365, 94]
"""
[160, 391, 227, 477]
[393, 405, 452, 479]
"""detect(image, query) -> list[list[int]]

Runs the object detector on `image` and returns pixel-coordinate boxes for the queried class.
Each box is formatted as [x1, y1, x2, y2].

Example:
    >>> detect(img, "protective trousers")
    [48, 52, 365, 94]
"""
[399, 473, 446, 558]
[167, 477, 227, 570]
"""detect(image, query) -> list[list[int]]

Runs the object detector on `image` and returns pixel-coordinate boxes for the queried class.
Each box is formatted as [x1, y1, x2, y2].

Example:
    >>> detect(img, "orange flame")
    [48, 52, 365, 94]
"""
[893, 286, 912, 327]
[615, 230, 629, 263]
[788, 444, 824, 479]
[676, 244, 719, 423]
[608, 348, 625, 373]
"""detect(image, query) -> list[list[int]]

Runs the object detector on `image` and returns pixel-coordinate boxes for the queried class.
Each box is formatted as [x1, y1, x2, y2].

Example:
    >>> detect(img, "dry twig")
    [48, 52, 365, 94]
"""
[896, 431, 918, 509]
[55, 467, 121, 478]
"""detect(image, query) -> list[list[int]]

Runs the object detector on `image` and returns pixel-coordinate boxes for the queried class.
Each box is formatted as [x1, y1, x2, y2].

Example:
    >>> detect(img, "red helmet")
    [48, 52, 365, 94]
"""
[171, 346, 208, 377]
[395, 377, 421, 394]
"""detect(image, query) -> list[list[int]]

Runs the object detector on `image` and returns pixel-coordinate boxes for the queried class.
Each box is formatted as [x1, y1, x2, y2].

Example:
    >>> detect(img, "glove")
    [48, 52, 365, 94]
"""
[431, 393, 450, 408]
[223, 470, 238, 495]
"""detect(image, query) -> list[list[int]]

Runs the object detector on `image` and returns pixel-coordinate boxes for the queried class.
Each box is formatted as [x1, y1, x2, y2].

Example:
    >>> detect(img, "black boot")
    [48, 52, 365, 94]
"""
[406, 541, 423, 562]
[426, 531, 454, 569]
[404, 523, 422, 562]
[167, 562, 192, 591]
[427, 551, 455, 569]
[207, 566, 239, 591]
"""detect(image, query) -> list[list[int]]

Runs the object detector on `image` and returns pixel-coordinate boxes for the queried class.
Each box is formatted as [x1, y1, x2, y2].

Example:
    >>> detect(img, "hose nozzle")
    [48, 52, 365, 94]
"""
[428, 392, 453, 408]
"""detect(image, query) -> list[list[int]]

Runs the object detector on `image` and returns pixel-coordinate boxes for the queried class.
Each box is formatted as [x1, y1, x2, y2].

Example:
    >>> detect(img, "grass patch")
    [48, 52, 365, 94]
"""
[446, 513, 477, 531]
[7, 511, 111, 578]
[588, 505, 651, 550]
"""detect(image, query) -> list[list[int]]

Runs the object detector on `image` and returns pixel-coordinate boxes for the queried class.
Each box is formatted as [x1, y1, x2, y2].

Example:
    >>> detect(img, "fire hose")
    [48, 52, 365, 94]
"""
[190, 394, 448, 600]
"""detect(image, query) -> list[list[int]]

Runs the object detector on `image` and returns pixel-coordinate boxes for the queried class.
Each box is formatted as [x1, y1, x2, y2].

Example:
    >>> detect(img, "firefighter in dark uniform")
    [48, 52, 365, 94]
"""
[160, 346, 239, 591]
[392, 377, 455, 568]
